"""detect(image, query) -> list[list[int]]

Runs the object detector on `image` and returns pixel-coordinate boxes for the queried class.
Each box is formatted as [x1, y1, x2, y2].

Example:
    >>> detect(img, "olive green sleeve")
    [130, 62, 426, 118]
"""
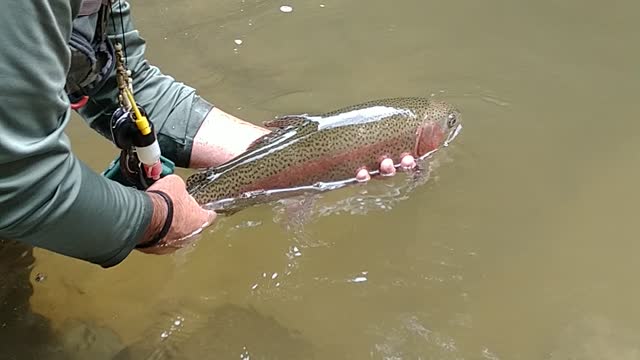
[77, 0, 214, 168]
[0, 0, 153, 267]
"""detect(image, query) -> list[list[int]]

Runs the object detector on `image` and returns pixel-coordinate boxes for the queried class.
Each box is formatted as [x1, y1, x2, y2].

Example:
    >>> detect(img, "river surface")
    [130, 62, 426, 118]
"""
[2, 0, 639, 359]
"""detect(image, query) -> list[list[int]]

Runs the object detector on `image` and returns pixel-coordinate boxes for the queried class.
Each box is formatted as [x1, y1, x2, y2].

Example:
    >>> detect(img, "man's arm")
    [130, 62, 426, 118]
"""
[189, 108, 270, 168]
[0, 0, 154, 267]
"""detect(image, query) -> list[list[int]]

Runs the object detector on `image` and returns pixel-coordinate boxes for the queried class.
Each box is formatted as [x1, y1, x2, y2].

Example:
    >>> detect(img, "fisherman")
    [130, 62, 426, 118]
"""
[0, 0, 411, 268]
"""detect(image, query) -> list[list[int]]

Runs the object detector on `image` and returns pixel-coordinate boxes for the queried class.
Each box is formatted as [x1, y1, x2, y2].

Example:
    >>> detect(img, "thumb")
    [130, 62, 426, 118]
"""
[203, 209, 217, 227]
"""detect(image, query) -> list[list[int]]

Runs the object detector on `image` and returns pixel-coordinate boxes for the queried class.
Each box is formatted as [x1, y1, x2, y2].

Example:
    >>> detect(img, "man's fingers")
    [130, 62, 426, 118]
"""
[400, 155, 416, 170]
[205, 210, 217, 226]
[379, 158, 396, 176]
[144, 161, 163, 180]
[356, 168, 371, 182]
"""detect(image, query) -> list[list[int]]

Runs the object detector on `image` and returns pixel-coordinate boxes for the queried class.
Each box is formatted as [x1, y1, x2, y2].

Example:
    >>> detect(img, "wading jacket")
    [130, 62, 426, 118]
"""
[0, 0, 213, 267]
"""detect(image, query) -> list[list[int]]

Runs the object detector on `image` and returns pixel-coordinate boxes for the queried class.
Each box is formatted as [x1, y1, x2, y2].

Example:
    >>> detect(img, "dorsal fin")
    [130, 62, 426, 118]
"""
[245, 128, 288, 151]
[263, 114, 315, 129]
[244, 115, 316, 151]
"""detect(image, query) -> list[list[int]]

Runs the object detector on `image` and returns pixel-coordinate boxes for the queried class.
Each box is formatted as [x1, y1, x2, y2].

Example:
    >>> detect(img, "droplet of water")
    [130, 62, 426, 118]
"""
[279, 5, 293, 13]
[482, 348, 500, 360]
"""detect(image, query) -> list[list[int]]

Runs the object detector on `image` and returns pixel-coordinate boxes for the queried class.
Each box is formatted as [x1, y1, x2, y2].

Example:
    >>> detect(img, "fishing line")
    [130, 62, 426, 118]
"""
[109, 0, 128, 66]
[117, 0, 128, 64]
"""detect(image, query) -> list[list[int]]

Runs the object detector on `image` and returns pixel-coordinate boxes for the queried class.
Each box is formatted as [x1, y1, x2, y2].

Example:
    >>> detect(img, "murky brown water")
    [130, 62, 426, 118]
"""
[2, 0, 640, 359]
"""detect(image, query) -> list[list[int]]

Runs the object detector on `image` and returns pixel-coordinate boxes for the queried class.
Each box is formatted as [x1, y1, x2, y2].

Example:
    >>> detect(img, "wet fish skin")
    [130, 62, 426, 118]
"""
[186, 97, 461, 208]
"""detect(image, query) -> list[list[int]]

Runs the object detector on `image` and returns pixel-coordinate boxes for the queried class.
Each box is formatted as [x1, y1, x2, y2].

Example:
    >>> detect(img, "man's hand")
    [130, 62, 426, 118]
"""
[355, 154, 417, 182]
[136, 174, 216, 255]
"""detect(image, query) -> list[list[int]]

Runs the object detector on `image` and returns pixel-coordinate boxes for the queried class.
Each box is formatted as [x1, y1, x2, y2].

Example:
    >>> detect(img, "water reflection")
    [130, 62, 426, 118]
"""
[0, 240, 59, 358]
[548, 315, 640, 360]
[114, 303, 316, 360]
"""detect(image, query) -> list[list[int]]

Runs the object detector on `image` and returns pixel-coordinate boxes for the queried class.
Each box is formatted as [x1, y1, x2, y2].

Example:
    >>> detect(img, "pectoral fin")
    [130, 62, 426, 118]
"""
[245, 115, 317, 151]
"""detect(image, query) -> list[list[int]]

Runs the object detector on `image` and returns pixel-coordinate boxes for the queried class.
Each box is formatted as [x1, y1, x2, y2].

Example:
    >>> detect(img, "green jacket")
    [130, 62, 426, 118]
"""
[0, 0, 213, 267]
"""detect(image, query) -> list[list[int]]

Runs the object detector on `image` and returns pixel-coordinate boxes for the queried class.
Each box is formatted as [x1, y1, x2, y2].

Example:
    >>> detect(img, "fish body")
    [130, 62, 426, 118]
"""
[186, 97, 462, 209]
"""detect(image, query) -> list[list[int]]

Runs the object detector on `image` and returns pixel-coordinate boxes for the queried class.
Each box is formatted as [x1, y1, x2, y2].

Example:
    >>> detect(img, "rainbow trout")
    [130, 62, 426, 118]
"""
[186, 97, 462, 212]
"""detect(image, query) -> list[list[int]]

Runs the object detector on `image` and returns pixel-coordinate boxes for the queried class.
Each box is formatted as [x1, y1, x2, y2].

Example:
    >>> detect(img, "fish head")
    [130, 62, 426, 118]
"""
[415, 100, 462, 157]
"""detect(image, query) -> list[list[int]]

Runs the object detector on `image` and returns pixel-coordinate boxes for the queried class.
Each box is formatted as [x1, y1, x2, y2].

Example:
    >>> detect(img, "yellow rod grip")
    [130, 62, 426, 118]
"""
[123, 87, 152, 136]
